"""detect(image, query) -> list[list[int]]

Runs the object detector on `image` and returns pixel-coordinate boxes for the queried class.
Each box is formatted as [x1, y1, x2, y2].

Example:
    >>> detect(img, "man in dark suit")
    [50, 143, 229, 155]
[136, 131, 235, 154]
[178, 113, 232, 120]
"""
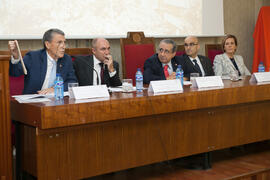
[73, 38, 122, 87]
[143, 39, 182, 84]
[181, 36, 214, 79]
[9, 29, 77, 94]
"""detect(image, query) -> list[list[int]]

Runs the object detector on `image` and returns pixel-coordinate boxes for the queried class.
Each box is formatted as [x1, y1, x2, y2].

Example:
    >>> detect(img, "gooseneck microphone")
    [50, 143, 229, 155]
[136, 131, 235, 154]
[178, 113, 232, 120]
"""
[92, 66, 99, 85]
[73, 56, 100, 85]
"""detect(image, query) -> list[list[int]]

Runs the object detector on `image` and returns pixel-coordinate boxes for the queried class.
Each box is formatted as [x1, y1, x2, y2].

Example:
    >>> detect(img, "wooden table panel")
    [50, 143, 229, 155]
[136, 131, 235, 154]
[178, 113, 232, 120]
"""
[11, 76, 270, 179]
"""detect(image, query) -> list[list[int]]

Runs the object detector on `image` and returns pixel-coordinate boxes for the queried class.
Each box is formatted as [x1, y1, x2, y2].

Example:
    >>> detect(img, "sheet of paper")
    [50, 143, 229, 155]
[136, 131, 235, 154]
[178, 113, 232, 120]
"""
[183, 81, 192, 85]
[12, 94, 51, 103]
[72, 85, 110, 99]
[148, 79, 183, 94]
[12, 91, 69, 103]
[109, 86, 136, 92]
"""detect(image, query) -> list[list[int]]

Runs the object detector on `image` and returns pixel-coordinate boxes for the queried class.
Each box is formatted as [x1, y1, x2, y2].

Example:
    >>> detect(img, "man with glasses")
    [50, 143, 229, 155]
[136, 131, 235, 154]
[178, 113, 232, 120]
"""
[143, 39, 183, 84]
[9, 28, 77, 94]
[181, 36, 214, 79]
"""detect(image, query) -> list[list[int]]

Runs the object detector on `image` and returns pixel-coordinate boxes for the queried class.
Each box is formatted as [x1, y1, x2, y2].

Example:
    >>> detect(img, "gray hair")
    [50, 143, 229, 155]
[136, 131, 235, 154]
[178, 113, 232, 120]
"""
[91, 38, 108, 49]
[91, 38, 99, 49]
[159, 39, 177, 53]
[42, 28, 65, 49]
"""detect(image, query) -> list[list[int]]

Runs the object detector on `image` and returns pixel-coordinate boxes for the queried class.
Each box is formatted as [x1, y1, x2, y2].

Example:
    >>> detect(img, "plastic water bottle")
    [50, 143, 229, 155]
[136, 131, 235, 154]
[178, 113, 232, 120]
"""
[54, 73, 64, 100]
[175, 65, 184, 86]
[135, 68, 143, 92]
[258, 61, 265, 72]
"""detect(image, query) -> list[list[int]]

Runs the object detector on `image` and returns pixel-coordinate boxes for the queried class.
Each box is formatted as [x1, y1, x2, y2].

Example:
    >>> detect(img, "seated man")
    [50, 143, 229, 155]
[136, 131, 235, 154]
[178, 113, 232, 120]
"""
[180, 36, 214, 79]
[9, 28, 77, 94]
[143, 39, 183, 84]
[73, 38, 122, 87]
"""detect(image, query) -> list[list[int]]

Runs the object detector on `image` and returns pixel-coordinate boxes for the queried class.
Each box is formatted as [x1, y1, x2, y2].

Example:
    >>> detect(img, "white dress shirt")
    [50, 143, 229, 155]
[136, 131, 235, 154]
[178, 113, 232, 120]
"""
[189, 56, 205, 76]
[41, 52, 57, 89]
[92, 55, 116, 85]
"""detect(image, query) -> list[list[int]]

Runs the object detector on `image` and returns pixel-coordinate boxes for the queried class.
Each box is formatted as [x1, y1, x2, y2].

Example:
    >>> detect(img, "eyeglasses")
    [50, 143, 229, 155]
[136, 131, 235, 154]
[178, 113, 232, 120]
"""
[184, 43, 198, 47]
[159, 48, 172, 54]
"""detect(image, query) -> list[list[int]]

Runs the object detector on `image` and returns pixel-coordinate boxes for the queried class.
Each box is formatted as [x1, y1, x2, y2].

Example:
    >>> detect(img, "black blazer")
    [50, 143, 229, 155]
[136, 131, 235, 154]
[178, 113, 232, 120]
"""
[73, 55, 122, 87]
[143, 53, 183, 84]
[180, 54, 214, 79]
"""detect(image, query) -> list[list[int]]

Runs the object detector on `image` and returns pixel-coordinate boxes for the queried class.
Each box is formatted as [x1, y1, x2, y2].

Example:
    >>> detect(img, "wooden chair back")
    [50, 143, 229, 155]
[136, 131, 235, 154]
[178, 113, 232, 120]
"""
[176, 45, 185, 56]
[0, 50, 29, 95]
[205, 44, 223, 64]
[120, 32, 156, 82]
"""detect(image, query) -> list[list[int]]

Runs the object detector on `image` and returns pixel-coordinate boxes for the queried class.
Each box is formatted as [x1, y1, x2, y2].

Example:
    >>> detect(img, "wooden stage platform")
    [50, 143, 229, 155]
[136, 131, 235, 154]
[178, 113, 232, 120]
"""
[87, 142, 270, 180]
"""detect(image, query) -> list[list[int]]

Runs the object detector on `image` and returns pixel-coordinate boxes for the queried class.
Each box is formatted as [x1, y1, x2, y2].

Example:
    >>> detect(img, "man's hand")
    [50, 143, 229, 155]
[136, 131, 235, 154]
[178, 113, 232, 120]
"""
[8, 40, 19, 59]
[166, 72, 176, 80]
[37, 87, 54, 95]
[104, 55, 115, 72]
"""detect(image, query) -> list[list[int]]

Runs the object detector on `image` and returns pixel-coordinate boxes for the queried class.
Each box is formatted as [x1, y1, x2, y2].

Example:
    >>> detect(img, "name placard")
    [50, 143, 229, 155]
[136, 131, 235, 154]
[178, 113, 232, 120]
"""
[194, 76, 224, 89]
[148, 79, 183, 94]
[72, 85, 110, 100]
[250, 72, 270, 83]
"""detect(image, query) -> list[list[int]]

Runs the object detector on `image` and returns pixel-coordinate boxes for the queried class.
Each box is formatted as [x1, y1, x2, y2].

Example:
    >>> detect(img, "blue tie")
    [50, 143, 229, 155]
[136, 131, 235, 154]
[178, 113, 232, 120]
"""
[48, 60, 57, 88]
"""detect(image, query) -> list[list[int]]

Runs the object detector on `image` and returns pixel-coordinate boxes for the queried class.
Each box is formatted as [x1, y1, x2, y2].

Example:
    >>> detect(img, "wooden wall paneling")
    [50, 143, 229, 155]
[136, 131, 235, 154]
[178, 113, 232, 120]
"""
[0, 56, 12, 180]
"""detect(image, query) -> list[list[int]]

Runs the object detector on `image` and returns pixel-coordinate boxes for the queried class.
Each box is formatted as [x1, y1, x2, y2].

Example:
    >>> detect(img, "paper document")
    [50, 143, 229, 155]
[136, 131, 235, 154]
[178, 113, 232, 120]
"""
[12, 94, 51, 103]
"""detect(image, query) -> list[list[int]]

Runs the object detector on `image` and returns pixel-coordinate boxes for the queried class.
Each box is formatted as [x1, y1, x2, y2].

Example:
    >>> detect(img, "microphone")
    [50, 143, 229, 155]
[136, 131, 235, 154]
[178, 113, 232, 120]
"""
[93, 67, 99, 85]
[73, 56, 100, 85]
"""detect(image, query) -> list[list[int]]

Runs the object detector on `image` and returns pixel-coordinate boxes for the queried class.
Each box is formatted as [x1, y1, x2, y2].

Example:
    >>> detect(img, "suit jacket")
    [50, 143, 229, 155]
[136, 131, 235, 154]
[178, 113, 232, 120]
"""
[73, 55, 122, 87]
[213, 53, 251, 77]
[143, 53, 183, 84]
[180, 54, 214, 79]
[9, 49, 77, 94]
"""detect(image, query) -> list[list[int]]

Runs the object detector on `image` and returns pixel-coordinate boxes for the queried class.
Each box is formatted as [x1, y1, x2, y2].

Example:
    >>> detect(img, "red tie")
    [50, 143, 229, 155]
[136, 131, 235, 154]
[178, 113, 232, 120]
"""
[164, 65, 169, 78]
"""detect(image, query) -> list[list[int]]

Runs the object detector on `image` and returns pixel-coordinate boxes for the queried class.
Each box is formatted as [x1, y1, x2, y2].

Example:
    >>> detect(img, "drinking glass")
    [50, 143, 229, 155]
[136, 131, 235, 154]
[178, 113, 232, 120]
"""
[190, 73, 199, 88]
[122, 79, 133, 92]
[68, 83, 79, 98]
[230, 70, 239, 81]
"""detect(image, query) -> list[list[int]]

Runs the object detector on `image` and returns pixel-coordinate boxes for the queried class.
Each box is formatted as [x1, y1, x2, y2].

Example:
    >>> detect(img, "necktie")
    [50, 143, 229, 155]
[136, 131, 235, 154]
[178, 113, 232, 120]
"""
[99, 63, 104, 84]
[48, 60, 56, 88]
[193, 59, 202, 76]
[164, 65, 169, 78]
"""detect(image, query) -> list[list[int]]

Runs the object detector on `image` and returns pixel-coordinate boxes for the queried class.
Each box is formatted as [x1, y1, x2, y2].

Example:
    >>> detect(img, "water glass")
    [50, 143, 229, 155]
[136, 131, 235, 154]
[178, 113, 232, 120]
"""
[68, 83, 79, 98]
[122, 79, 133, 92]
[190, 73, 199, 87]
[230, 70, 239, 81]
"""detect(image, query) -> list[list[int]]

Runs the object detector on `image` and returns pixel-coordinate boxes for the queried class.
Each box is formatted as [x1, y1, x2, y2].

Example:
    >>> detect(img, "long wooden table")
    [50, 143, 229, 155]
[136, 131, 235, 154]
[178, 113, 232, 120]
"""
[11, 77, 270, 180]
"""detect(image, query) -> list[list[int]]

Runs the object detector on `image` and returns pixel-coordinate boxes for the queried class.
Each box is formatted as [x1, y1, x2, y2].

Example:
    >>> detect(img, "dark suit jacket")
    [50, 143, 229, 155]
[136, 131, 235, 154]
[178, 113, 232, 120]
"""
[180, 54, 214, 79]
[9, 49, 77, 94]
[143, 53, 183, 84]
[73, 55, 122, 87]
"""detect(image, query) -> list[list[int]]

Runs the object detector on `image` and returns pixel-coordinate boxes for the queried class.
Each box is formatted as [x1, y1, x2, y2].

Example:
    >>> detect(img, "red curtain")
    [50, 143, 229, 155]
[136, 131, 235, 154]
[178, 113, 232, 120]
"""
[252, 6, 270, 72]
